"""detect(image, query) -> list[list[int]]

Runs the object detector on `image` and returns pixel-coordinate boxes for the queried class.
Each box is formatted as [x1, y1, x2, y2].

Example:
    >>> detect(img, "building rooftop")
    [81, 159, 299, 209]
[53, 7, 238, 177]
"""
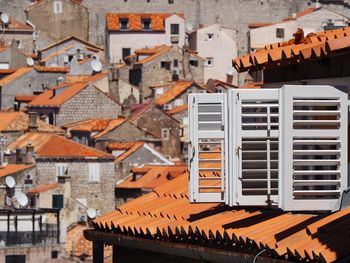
[0, 164, 34, 178]
[165, 104, 188, 115]
[1, 16, 33, 31]
[107, 141, 145, 162]
[8, 133, 114, 159]
[93, 172, 350, 262]
[26, 182, 59, 194]
[39, 36, 103, 53]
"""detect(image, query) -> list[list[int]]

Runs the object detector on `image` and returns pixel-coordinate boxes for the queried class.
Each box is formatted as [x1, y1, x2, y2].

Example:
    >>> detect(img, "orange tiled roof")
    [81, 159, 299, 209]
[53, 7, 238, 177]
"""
[106, 13, 184, 31]
[26, 182, 59, 194]
[15, 95, 37, 103]
[0, 112, 63, 133]
[233, 26, 350, 72]
[0, 68, 16, 74]
[248, 22, 275, 29]
[134, 45, 171, 65]
[39, 36, 103, 53]
[108, 141, 145, 162]
[94, 172, 350, 263]
[34, 66, 69, 73]
[213, 79, 238, 89]
[8, 133, 114, 159]
[0, 164, 34, 178]
[28, 82, 88, 108]
[240, 82, 263, 89]
[65, 72, 108, 83]
[155, 81, 198, 106]
[0, 67, 33, 86]
[117, 165, 187, 189]
[283, 7, 318, 21]
[165, 104, 188, 115]
[1, 17, 33, 31]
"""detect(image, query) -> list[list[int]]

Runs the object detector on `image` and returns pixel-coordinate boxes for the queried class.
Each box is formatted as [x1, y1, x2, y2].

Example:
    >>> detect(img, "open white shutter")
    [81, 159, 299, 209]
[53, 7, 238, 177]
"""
[279, 85, 348, 211]
[228, 89, 280, 206]
[188, 93, 228, 203]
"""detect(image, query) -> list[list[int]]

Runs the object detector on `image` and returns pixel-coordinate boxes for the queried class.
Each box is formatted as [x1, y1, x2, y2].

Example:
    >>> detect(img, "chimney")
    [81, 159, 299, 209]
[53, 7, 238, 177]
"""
[25, 142, 35, 164]
[226, 74, 233, 84]
[28, 112, 38, 132]
[182, 45, 192, 81]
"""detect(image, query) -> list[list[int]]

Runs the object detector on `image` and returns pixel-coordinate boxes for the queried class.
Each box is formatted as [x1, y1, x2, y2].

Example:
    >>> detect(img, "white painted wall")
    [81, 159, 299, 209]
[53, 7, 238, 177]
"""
[108, 14, 185, 63]
[192, 24, 238, 84]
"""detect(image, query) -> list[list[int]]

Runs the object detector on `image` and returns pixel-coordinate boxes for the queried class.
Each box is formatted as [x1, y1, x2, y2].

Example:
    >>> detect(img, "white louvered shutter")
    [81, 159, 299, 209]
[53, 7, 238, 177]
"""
[279, 85, 348, 211]
[188, 93, 228, 203]
[228, 89, 280, 206]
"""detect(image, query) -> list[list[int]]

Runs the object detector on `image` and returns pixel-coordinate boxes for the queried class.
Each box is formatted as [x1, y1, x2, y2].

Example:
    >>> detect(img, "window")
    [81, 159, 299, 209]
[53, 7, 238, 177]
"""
[0, 62, 9, 69]
[189, 60, 198, 67]
[156, 87, 164, 95]
[164, 104, 172, 110]
[171, 24, 179, 35]
[276, 28, 284, 38]
[53, 1, 62, 14]
[168, 0, 174, 3]
[122, 48, 131, 60]
[88, 163, 100, 182]
[56, 163, 67, 177]
[52, 194, 64, 209]
[51, 251, 58, 259]
[160, 61, 171, 70]
[6, 255, 25, 263]
[175, 98, 184, 107]
[120, 18, 129, 30]
[141, 18, 152, 30]
[173, 59, 178, 67]
[161, 128, 170, 140]
[205, 57, 214, 67]
[206, 33, 214, 41]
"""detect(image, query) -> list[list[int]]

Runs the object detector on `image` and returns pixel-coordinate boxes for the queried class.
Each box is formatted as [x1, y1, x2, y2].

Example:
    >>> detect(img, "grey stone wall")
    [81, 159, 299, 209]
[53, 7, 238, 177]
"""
[36, 160, 116, 215]
[55, 84, 122, 126]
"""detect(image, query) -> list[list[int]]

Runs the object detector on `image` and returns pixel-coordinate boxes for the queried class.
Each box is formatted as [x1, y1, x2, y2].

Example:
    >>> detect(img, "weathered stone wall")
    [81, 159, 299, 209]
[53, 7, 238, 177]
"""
[55, 84, 122, 126]
[36, 160, 116, 215]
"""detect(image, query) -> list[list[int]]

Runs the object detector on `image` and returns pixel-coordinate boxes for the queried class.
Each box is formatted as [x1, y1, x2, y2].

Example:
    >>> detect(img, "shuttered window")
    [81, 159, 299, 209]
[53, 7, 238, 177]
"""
[88, 163, 100, 182]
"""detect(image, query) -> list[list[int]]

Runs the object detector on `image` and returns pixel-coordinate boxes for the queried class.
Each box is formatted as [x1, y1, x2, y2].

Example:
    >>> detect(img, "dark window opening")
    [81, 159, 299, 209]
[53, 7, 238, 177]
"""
[141, 18, 152, 30]
[120, 18, 129, 30]
[49, 112, 54, 125]
[172, 73, 179, 81]
[190, 60, 198, 67]
[51, 251, 58, 259]
[129, 68, 142, 86]
[171, 24, 179, 35]
[276, 28, 284, 38]
[161, 61, 171, 70]
[6, 255, 25, 263]
[122, 48, 131, 60]
[173, 59, 178, 67]
[52, 194, 64, 209]
[169, 0, 174, 3]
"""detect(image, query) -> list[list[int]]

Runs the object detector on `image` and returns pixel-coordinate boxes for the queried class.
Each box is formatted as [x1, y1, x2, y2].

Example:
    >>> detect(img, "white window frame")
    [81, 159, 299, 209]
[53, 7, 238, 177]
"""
[56, 163, 67, 177]
[0, 62, 9, 69]
[53, 1, 63, 14]
[88, 163, 100, 182]
[161, 128, 170, 140]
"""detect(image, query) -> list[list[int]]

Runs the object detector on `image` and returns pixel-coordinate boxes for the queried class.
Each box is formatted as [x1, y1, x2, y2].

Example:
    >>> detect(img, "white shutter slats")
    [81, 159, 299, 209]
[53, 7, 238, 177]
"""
[189, 93, 227, 203]
[279, 85, 348, 211]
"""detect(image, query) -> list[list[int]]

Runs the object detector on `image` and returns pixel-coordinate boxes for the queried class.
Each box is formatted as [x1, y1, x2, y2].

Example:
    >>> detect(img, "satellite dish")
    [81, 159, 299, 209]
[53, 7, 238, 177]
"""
[226, 66, 235, 76]
[5, 176, 16, 188]
[91, 59, 102, 73]
[186, 22, 193, 32]
[15, 192, 28, 207]
[26, 57, 34, 67]
[0, 13, 9, 25]
[87, 208, 97, 219]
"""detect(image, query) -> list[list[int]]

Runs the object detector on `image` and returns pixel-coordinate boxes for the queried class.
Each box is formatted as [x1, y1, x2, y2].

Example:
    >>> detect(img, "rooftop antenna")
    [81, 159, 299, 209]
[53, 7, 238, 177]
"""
[87, 208, 97, 219]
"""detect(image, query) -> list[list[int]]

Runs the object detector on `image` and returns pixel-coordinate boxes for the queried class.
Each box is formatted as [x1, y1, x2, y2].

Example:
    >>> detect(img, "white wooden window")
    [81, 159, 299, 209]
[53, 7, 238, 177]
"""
[88, 163, 100, 182]
[161, 128, 170, 140]
[53, 1, 63, 14]
[279, 85, 348, 211]
[188, 93, 228, 203]
[56, 163, 67, 177]
[175, 99, 184, 107]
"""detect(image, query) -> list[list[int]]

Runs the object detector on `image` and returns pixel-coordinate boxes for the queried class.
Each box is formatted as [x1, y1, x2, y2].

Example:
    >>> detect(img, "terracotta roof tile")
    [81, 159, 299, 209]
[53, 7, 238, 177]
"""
[134, 45, 171, 65]
[39, 36, 103, 53]
[15, 95, 37, 103]
[155, 81, 202, 106]
[165, 104, 188, 115]
[93, 172, 350, 262]
[8, 133, 114, 159]
[108, 141, 145, 162]
[0, 164, 34, 178]
[65, 72, 108, 83]
[283, 7, 318, 21]
[26, 182, 59, 194]
[240, 82, 263, 89]
[0, 112, 63, 133]
[106, 13, 184, 31]
[34, 66, 69, 73]
[0, 67, 33, 86]
[2, 17, 33, 31]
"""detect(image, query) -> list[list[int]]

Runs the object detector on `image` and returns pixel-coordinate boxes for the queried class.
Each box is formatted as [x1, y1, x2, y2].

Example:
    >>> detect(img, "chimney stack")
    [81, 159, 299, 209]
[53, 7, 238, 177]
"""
[28, 112, 38, 132]
[25, 142, 35, 164]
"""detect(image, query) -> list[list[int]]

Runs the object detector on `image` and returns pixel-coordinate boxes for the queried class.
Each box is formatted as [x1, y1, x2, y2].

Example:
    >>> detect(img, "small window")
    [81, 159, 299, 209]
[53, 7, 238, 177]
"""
[142, 18, 152, 30]
[0, 62, 9, 69]
[205, 57, 214, 67]
[164, 104, 172, 110]
[173, 59, 178, 67]
[52, 194, 64, 209]
[156, 87, 164, 95]
[51, 251, 58, 259]
[88, 163, 100, 182]
[161, 128, 170, 140]
[160, 61, 171, 70]
[276, 28, 285, 38]
[53, 1, 62, 14]
[56, 163, 67, 177]
[171, 24, 179, 35]
[175, 98, 184, 107]
[206, 33, 214, 41]
[168, 0, 174, 3]
[122, 48, 131, 60]
[189, 60, 198, 67]
[6, 255, 25, 263]
[120, 18, 129, 30]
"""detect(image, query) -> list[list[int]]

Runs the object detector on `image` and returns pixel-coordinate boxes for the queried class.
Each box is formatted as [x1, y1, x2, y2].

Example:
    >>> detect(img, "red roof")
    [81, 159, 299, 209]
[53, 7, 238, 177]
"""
[8, 133, 114, 159]
[108, 141, 145, 162]
[0, 164, 34, 178]
[106, 13, 184, 31]
[94, 172, 350, 262]
[26, 183, 59, 194]
[1, 17, 33, 31]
